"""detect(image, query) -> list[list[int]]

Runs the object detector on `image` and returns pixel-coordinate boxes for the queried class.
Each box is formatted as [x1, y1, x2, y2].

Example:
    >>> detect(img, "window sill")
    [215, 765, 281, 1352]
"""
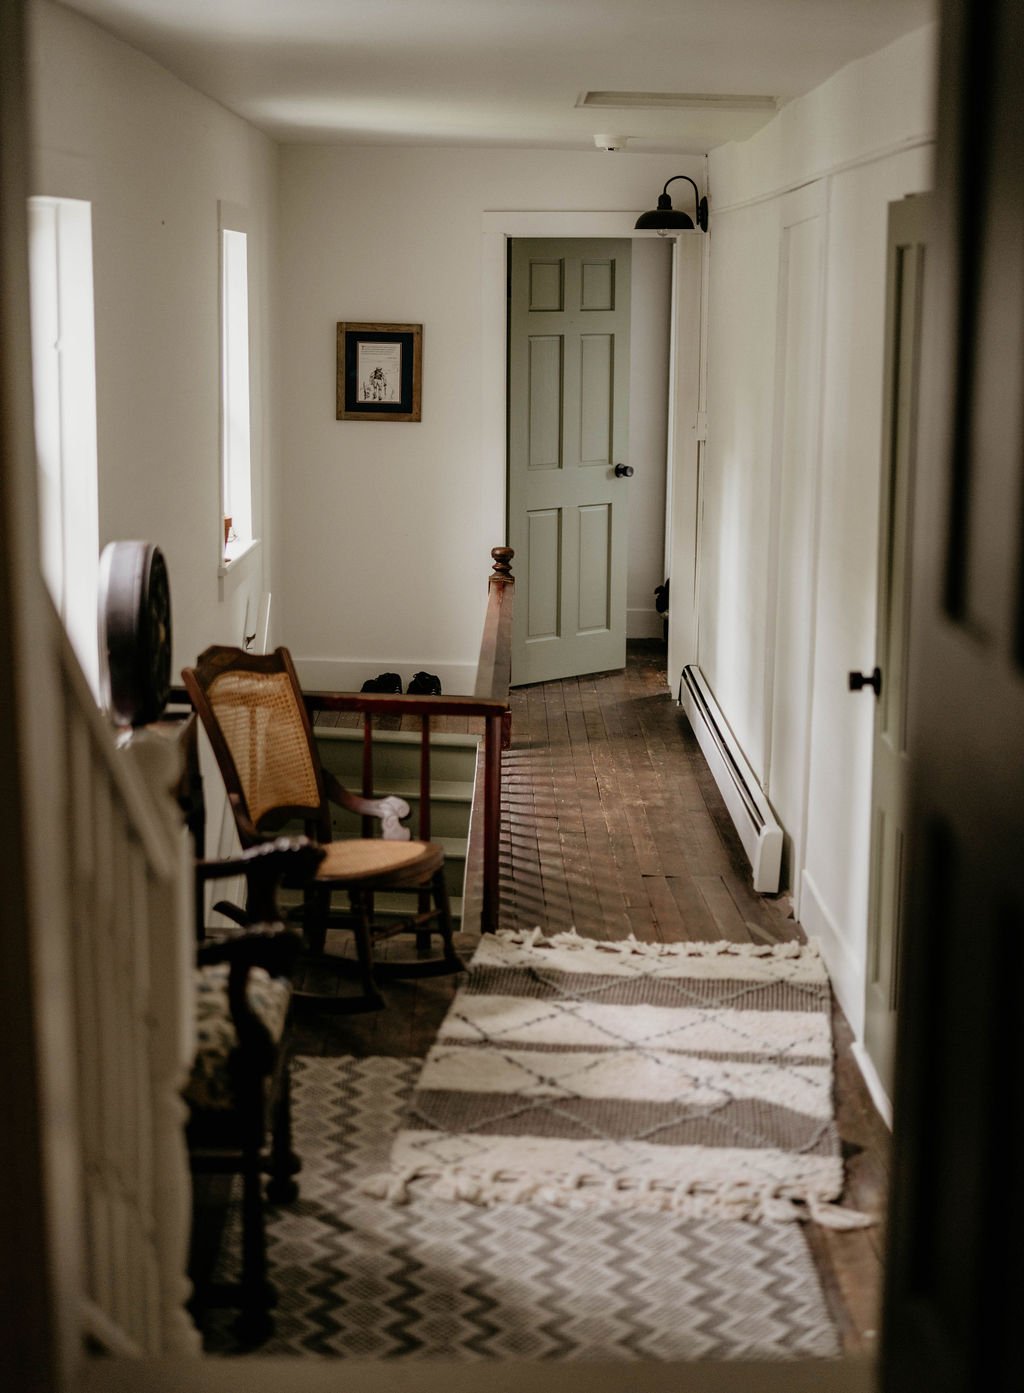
[219, 536, 261, 578]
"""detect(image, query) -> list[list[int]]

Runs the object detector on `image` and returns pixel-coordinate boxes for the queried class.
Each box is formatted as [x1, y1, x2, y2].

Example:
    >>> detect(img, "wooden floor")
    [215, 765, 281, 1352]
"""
[296, 640, 890, 1357]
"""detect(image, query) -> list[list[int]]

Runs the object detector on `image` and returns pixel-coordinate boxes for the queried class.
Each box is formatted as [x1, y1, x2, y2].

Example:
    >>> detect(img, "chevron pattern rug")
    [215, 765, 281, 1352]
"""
[374, 930, 869, 1228]
[202, 1053, 840, 1359]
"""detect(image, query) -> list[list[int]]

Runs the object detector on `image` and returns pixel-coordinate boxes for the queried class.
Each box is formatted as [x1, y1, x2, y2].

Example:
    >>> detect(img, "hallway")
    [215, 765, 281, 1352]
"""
[297, 643, 890, 1356]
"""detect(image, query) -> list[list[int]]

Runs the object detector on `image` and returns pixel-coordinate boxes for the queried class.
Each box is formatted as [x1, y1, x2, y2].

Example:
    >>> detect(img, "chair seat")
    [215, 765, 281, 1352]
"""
[185, 963, 291, 1111]
[315, 837, 444, 885]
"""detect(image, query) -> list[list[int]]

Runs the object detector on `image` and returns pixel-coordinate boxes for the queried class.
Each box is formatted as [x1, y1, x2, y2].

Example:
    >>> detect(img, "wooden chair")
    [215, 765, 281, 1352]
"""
[185, 838, 322, 1344]
[181, 645, 463, 1011]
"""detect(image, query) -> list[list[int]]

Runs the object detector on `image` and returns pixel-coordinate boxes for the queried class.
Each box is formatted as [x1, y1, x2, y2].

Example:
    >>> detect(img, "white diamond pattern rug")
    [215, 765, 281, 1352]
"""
[376, 931, 871, 1227]
[202, 1053, 841, 1360]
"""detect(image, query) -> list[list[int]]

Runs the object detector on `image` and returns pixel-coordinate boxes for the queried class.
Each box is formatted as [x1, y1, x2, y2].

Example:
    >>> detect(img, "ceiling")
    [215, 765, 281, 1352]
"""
[57, 0, 935, 152]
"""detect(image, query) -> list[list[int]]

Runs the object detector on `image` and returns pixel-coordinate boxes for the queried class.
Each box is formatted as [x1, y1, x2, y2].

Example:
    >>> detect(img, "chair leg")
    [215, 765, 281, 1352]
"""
[415, 888, 432, 953]
[266, 1063, 300, 1204]
[303, 882, 330, 956]
[350, 890, 386, 1010]
[433, 868, 461, 970]
[234, 1147, 274, 1345]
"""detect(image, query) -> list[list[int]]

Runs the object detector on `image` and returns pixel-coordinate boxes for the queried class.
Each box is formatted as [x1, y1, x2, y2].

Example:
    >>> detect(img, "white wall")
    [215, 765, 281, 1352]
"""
[698, 23, 937, 1036]
[277, 147, 700, 691]
[27, 0, 279, 681]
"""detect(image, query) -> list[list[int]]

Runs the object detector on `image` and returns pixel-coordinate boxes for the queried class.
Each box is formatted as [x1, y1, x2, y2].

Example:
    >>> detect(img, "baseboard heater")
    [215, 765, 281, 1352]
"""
[678, 665, 783, 894]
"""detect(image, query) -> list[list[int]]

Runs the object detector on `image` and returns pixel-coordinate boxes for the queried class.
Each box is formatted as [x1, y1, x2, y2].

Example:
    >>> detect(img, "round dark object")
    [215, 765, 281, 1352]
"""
[99, 540, 173, 726]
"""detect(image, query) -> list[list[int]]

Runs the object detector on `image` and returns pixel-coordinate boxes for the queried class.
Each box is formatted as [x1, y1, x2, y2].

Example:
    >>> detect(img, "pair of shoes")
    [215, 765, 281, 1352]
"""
[407, 671, 442, 695]
[360, 672, 402, 693]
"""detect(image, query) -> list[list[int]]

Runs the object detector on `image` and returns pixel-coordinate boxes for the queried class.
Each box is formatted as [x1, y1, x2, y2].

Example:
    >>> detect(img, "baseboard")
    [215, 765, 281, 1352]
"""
[800, 868, 865, 1041]
[851, 1042, 894, 1131]
[627, 607, 665, 640]
[294, 657, 478, 696]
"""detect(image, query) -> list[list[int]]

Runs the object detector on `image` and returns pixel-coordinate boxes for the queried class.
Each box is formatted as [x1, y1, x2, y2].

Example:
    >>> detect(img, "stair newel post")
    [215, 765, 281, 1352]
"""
[489, 547, 514, 751]
[490, 545, 514, 582]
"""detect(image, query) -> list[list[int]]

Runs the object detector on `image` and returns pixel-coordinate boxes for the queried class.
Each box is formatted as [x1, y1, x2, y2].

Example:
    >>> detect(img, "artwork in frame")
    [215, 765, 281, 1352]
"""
[336, 322, 422, 422]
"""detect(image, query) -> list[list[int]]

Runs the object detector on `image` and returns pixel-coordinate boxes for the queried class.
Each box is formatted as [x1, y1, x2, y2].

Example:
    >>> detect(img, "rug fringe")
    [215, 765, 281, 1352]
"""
[491, 927, 821, 962]
[362, 1165, 873, 1229]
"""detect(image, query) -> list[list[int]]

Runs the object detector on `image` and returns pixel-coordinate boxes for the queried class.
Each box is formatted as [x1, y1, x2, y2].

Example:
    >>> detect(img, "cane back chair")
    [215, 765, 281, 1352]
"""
[182, 645, 462, 1011]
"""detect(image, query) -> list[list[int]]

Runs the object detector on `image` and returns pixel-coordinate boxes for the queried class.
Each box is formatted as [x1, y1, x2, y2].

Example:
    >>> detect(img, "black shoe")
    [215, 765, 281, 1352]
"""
[407, 671, 442, 695]
[360, 671, 403, 693]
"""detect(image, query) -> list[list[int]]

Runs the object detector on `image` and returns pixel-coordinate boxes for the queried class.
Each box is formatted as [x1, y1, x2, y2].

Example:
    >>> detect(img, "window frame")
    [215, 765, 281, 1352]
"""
[218, 201, 259, 576]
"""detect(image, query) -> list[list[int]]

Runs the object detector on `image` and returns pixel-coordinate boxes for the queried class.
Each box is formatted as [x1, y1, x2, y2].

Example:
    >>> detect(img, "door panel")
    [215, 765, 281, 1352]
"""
[580, 257, 615, 310]
[509, 239, 631, 685]
[579, 334, 613, 463]
[526, 509, 561, 640]
[578, 504, 611, 632]
[528, 336, 562, 468]
[864, 194, 930, 1094]
[529, 258, 563, 311]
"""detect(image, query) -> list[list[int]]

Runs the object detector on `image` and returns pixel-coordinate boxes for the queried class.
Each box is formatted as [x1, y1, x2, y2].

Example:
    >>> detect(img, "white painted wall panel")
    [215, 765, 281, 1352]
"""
[699, 196, 780, 776]
[766, 201, 824, 890]
[703, 26, 936, 1042]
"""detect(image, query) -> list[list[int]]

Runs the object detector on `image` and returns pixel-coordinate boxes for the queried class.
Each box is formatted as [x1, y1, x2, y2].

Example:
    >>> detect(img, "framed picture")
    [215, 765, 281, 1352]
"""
[336, 321, 422, 421]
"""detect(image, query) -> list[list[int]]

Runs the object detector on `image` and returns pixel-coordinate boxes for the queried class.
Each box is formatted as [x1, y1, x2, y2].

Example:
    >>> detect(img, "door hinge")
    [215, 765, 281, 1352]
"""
[693, 411, 708, 441]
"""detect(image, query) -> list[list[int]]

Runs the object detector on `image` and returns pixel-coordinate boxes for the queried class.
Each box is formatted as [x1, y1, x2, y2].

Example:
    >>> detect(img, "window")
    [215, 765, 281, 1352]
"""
[220, 207, 254, 566]
[27, 195, 100, 693]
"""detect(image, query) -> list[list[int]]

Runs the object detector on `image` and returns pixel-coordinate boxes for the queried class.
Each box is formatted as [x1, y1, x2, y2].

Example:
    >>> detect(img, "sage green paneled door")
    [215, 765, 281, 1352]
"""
[508, 239, 632, 685]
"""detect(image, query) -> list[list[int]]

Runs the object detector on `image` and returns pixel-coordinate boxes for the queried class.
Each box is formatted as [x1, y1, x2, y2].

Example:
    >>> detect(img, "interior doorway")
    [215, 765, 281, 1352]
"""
[507, 235, 673, 686]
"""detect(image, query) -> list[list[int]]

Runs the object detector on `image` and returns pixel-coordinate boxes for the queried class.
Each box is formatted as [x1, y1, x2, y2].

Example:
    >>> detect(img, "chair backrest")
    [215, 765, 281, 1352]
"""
[182, 646, 330, 845]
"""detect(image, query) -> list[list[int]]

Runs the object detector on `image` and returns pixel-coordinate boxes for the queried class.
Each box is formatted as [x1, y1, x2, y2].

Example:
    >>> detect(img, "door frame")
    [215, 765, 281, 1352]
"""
[862, 192, 932, 1119]
[480, 211, 705, 681]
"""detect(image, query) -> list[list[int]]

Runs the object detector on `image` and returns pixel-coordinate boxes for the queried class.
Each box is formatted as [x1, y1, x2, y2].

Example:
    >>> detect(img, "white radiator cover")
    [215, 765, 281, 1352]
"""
[679, 665, 783, 894]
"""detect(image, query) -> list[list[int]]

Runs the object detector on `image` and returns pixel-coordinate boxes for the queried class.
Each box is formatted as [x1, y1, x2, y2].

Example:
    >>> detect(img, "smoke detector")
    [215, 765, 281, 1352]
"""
[594, 134, 629, 152]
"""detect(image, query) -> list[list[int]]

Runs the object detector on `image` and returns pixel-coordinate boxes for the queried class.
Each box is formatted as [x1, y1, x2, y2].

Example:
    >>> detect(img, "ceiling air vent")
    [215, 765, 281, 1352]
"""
[577, 91, 778, 112]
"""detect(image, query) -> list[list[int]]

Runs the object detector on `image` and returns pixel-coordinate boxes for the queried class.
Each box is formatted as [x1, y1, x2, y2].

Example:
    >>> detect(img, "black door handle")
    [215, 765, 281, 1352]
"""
[614, 463, 634, 478]
[848, 667, 882, 697]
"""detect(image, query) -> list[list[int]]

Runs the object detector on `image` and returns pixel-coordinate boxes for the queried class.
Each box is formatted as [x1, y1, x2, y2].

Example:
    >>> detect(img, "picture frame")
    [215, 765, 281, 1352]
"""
[336, 321, 422, 421]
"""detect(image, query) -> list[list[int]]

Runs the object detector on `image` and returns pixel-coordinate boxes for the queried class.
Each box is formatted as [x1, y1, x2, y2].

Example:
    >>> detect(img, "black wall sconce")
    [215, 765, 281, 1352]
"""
[635, 175, 709, 235]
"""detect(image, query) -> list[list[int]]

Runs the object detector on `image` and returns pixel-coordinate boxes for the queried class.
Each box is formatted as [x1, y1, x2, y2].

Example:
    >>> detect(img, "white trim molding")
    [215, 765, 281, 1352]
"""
[851, 1042, 894, 1131]
[799, 868, 865, 1040]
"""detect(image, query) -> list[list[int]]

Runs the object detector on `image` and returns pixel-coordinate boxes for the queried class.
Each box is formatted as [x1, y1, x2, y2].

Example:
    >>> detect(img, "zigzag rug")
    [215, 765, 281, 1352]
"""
[203, 1053, 841, 1359]
[373, 930, 871, 1228]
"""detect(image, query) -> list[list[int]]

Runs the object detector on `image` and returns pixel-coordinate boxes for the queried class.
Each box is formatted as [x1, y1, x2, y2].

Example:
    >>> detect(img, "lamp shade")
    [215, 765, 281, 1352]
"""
[634, 175, 708, 234]
[634, 194, 695, 232]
